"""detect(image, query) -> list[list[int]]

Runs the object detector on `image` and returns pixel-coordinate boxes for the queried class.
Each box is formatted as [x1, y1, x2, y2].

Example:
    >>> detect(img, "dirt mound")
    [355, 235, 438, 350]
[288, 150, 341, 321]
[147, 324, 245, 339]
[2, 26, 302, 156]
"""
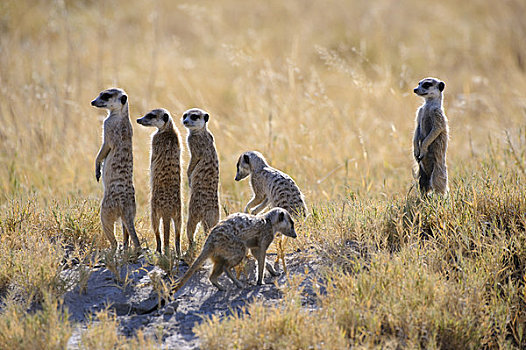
[64, 252, 320, 349]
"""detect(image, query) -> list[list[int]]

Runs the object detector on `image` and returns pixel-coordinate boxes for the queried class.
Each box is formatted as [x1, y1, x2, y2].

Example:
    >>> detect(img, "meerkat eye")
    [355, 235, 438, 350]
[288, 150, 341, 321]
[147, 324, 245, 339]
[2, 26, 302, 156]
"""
[422, 82, 432, 89]
[100, 93, 112, 100]
[190, 114, 199, 121]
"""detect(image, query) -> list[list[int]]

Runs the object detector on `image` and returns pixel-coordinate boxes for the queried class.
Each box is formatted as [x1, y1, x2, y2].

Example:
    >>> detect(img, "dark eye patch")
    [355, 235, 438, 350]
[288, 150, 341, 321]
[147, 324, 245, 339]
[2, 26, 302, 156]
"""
[100, 92, 112, 100]
[145, 113, 154, 119]
[190, 114, 199, 121]
[422, 82, 432, 89]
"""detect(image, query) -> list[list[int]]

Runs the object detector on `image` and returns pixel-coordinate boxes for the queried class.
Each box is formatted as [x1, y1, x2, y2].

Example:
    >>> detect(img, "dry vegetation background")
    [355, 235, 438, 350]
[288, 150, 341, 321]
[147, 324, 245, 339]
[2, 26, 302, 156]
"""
[0, 0, 525, 348]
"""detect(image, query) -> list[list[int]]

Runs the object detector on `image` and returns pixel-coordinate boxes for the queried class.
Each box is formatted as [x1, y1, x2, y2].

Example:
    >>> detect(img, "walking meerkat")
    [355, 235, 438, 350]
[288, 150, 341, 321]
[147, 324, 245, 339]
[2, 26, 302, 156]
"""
[235, 150, 306, 273]
[413, 77, 449, 195]
[182, 108, 220, 248]
[172, 208, 297, 293]
[91, 88, 141, 250]
[137, 108, 182, 256]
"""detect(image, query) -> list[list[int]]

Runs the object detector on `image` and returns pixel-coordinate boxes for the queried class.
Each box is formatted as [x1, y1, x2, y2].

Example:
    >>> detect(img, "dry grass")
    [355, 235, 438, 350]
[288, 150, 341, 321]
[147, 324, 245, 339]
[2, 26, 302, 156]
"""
[0, 0, 525, 348]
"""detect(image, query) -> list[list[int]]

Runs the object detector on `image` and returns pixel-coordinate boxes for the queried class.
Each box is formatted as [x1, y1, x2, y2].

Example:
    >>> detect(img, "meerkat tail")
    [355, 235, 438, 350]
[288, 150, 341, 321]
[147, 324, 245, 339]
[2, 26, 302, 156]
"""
[171, 245, 213, 294]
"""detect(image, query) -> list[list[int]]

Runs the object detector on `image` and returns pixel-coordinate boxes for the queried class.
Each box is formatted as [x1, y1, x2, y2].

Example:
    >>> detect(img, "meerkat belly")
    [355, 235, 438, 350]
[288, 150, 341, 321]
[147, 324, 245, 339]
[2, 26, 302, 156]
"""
[427, 133, 447, 159]
[191, 163, 219, 195]
[103, 147, 134, 201]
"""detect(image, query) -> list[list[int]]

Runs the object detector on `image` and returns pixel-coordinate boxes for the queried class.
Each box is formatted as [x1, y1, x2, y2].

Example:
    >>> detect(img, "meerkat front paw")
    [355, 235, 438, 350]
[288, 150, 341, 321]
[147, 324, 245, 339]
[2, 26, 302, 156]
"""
[95, 164, 101, 182]
[418, 147, 428, 161]
[413, 148, 420, 161]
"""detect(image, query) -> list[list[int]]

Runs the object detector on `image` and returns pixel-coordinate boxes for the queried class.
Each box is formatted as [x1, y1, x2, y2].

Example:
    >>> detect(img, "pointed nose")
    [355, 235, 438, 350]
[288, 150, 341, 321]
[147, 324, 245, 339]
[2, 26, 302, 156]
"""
[91, 99, 97, 106]
[413, 88, 418, 93]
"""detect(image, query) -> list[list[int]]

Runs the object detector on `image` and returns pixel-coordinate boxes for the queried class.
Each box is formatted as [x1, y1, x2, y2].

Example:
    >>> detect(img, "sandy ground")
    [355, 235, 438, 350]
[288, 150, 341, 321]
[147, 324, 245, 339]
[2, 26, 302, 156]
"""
[63, 252, 321, 349]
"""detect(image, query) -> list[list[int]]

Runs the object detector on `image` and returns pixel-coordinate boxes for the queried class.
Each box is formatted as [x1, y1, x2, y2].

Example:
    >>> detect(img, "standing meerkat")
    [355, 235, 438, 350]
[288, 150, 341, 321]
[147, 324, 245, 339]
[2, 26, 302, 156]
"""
[182, 108, 220, 248]
[172, 208, 297, 293]
[137, 109, 182, 256]
[91, 88, 140, 250]
[413, 77, 449, 195]
[234, 151, 307, 218]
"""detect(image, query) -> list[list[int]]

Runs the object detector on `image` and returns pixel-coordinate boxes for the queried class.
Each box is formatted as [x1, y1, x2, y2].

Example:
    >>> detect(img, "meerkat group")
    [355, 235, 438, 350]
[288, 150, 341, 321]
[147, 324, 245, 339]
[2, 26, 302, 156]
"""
[90, 75, 448, 290]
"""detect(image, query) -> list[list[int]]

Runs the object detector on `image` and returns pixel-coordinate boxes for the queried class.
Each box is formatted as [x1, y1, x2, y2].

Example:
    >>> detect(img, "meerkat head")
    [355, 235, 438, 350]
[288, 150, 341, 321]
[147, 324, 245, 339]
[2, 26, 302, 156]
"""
[234, 151, 267, 181]
[182, 108, 209, 131]
[137, 108, 171, 129]
[91, 88, 128, 111]
[267, 208, 297, 239]
[413, 77, 445, 100]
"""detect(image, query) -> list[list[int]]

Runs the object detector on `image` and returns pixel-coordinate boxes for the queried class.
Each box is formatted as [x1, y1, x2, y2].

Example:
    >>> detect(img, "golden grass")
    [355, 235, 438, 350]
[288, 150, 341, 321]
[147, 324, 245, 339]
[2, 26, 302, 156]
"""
[0, 0, 525, 348]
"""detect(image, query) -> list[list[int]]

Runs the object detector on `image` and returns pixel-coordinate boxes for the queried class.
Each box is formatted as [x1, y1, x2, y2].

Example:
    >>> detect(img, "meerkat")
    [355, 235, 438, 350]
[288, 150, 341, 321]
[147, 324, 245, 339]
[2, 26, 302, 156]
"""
[235, 150, 306, 273]
[413, 77, 449, 195]
[137, 109, 182, 256]
[235, 151, 307, 217]
[91, 88, 140, 250]
[172, 208, 297, 293]
[182, 108, 220, 248]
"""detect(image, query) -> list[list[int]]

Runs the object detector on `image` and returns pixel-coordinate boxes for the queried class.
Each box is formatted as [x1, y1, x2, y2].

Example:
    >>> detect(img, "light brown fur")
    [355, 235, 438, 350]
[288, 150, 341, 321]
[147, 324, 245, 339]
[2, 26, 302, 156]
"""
[413, 77, 449, 195]
[235, 151, 307, 218]
[92, 88, 140, 250]
[182, 108, 220, 247]
[137, 109, 182, 255]
[172, 208, 297, 293]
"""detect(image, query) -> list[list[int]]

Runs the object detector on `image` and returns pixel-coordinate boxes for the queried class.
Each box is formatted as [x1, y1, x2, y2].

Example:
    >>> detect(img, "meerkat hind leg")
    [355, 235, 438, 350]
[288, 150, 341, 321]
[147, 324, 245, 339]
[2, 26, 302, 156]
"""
[101, 212, 118, 250]
[122, 214, 141, 250]
[209, 261, 226, 291]
[430, 163, 448, 195]
[273, 235, 288, 274]
[122, 222, 130, 250]
[202, 210, 219, 234]
[224, 267, 244, 288]
[163, 216, 171, 255]
[186, 211, 199, 248]
[173, 214, 182, 258]
[152, 213, 161, 253]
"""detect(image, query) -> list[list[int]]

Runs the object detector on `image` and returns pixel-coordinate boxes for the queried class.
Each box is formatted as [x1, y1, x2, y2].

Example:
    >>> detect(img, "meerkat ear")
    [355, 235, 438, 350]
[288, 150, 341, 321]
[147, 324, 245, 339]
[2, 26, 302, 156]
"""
[438, 82, 445, 92]
[278, 211, 285, 222]
[243, 154, 250, 164]
[163, 113, 169, 123]
[204, 113, 209, 123]
[120, 95, 128, 105]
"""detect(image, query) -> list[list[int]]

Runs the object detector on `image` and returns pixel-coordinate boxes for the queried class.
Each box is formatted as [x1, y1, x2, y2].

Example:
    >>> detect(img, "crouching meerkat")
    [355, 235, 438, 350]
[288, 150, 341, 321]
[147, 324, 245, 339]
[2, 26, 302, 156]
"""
[137, 109, 182, 256]
[182, 108, 220, 248]
[413, 77, 449, 195]
[234, 151, 307, 218]
[172, 208, 297, 293]
[91, 88, 141, 250]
